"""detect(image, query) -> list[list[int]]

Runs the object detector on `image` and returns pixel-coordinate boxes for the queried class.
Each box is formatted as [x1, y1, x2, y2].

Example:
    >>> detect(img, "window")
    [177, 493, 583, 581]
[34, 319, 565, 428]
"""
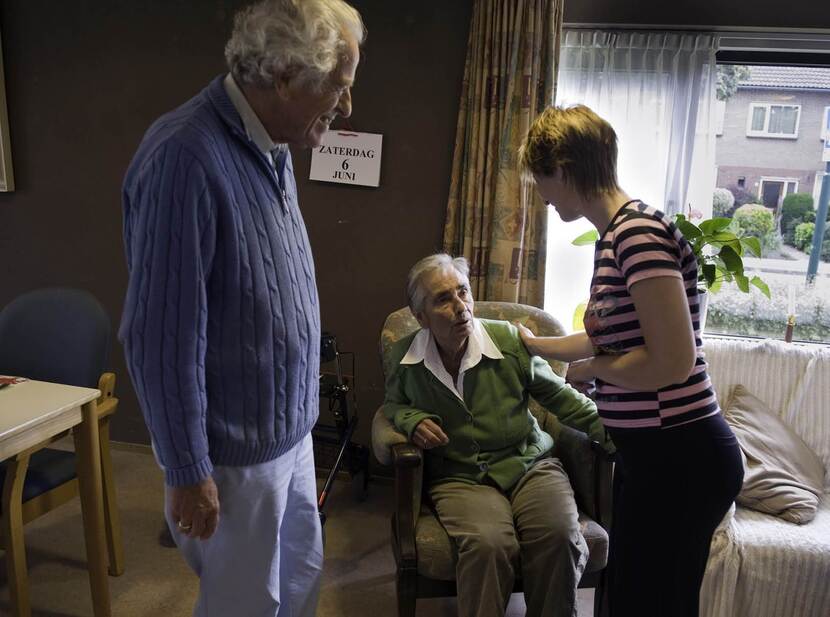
[547, 30, 718, 331]
[711, 63, 830, 344]
[548, 30, 830, 345]
[746, 103, 800, 138]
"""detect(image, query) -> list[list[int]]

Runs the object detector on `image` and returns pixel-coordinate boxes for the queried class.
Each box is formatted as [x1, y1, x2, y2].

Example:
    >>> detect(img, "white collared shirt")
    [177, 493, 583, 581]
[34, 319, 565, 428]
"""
[223, 73, 287, 168]
[400, 318, 504, 401]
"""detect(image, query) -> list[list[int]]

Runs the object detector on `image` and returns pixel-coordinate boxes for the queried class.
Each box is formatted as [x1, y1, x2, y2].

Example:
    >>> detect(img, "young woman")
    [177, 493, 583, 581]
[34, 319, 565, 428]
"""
[516, 105, 744, 617]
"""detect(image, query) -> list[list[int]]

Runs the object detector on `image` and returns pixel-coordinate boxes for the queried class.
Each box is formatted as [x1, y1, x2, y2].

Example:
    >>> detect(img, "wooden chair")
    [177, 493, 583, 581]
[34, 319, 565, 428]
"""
[371, 302, 613, 617]
[0, 288, 124, 616]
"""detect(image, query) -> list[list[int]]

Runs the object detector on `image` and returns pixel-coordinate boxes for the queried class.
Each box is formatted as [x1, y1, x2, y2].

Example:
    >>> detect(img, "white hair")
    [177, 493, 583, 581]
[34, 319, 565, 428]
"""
[406, 254, 470, 315]
[225, 0, 365, 89]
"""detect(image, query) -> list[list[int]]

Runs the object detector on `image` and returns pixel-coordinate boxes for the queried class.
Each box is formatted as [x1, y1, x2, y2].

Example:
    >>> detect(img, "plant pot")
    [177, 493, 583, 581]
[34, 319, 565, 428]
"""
[697, 289, 709, 333]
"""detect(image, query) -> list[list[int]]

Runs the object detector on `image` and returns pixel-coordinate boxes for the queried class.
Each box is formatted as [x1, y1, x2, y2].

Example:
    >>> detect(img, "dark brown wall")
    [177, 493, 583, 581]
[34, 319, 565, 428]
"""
[296, 2, 474, 447]
[1, 0, 828, 450]
[0, 0, 473, 447]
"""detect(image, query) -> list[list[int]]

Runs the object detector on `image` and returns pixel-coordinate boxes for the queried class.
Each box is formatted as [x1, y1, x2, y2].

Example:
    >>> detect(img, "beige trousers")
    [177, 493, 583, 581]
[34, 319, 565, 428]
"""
[429, 458, 588, 617]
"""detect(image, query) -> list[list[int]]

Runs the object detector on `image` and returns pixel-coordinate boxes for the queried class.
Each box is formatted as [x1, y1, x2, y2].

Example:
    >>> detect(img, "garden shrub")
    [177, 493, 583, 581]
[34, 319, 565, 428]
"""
[733, 203, 780, 255]
[781, 193, 814, 243]
[794, 222, 815, 251]
[713, 188, 735, 217]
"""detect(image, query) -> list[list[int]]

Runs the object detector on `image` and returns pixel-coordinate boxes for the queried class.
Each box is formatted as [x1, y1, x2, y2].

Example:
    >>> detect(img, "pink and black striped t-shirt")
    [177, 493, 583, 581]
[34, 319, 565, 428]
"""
[584, 200, 719, 430]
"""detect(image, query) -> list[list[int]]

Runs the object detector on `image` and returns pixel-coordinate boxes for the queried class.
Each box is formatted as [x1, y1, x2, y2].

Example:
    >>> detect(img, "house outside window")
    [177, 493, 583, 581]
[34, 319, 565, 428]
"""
[712, 64, 830, 343]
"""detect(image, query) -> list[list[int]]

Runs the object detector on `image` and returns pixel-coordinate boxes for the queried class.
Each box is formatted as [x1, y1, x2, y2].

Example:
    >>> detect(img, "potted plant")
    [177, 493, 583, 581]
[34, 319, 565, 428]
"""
[572, 214, 771, 330]
[673, 215, 770, 329]
[673, 215, 769, 294]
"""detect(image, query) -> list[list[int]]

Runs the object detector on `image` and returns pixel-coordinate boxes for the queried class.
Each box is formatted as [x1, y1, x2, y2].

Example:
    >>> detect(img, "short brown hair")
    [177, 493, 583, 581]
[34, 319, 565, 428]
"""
[518, 105, 619, 199]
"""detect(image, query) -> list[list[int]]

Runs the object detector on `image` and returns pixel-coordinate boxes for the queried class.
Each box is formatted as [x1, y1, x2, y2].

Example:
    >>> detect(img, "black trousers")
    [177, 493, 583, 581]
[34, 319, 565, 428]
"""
[606, 414, 744, 617]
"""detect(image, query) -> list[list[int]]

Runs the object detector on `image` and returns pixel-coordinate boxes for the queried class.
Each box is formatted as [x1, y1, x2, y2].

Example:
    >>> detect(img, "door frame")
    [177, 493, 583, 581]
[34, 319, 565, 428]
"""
[759, 176, 799, 209]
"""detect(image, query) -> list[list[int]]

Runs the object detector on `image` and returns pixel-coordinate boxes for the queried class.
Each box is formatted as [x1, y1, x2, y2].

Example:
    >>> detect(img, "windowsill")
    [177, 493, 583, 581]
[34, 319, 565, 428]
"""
[745, 132, 799, 139]
[703, 331, 830, 348]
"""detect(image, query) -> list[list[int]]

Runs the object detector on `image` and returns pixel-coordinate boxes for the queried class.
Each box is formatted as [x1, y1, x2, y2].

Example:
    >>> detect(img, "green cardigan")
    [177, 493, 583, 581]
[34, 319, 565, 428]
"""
[382, 319, 609, 491]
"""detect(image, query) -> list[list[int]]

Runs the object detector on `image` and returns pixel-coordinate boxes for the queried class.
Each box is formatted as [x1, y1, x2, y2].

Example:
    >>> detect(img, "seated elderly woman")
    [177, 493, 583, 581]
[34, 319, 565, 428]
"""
[382, 253, 614, 617]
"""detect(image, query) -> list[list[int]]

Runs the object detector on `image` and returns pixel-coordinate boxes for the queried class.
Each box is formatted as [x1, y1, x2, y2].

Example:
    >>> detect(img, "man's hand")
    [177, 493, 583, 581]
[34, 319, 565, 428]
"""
[412, 419, 449, 450]
[566, 358, 596, 384]
[567, 378, 596, 399]
[170, 476, 220, 540]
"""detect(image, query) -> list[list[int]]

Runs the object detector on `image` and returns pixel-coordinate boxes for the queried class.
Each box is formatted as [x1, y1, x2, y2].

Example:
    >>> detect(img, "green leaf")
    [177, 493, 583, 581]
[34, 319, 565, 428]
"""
[735, 273, 750, 293]
[716, 266, 733, 283]
[700, 217, 732, 235]
[710, 235, 743, 257]
[572, 301, 587, 331]
[718, 245, 744, 275]
[750, 276, 771, 299]
[708, 228, 741, 244]
[701, 263, 717, 288]
[572, 229, 599, 246]
[676, 219, 702, 240]
[708, 277, 723, 293]
[740, 236, 762, 257]
[710, 231, 740, 243]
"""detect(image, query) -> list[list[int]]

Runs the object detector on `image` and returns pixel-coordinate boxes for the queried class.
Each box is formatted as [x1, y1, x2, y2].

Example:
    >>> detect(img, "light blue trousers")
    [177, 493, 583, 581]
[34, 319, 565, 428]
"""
[165, 434, 323, 617]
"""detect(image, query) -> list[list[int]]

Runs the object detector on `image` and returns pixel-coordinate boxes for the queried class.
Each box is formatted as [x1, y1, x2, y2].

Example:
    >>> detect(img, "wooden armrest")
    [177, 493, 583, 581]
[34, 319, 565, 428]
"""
[96, 373, 118, 419]
[392, 443, 422, 469]
[591, 443, 614, 529]
[556, 426, 614, 528]
[371, 408, 409, 466]
[97, 373, 116, 400]
[591, 439, 616, 463]
[392, 444, 421, 568]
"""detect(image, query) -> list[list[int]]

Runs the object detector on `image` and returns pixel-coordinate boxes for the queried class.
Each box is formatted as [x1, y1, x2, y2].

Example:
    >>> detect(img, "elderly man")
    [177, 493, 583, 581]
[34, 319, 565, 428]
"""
[383, 254, 614, 617]
[119, 1, 364, 615]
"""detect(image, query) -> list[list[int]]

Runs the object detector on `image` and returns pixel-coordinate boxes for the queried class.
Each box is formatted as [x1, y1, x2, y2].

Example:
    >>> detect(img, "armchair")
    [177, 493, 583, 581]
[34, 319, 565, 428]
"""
[372, 301, 612, 617]
[0, 288, 124, 616]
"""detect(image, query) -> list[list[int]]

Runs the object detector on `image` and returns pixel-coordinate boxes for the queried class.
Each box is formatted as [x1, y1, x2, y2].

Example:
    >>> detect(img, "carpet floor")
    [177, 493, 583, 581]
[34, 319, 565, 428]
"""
[0, 444, 594, 616]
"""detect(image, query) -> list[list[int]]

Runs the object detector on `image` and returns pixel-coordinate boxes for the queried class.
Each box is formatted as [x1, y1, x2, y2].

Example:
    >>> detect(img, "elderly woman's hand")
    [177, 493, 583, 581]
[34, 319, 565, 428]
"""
[412, 419, 449, 449]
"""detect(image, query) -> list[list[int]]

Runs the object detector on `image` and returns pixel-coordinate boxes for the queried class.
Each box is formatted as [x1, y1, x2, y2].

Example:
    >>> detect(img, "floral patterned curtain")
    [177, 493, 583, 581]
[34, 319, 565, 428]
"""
[443, 0, 563, 305]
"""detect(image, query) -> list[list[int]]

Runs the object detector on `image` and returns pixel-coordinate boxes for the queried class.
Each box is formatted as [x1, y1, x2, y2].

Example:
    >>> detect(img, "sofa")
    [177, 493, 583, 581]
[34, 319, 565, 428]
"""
[700, 337, 830, 617]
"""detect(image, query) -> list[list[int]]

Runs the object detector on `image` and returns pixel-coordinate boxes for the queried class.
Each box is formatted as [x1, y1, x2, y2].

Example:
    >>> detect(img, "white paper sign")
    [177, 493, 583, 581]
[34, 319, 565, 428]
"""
[309, 131, 382, 187]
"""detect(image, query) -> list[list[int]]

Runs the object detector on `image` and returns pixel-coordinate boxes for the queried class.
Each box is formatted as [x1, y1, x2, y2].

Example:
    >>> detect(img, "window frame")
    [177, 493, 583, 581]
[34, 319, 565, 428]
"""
[745, 102, 801, 139]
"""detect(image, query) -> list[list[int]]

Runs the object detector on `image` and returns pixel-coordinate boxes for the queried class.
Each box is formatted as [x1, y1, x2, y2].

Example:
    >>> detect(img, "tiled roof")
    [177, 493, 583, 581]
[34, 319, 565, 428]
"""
[739, 66, 830, 90]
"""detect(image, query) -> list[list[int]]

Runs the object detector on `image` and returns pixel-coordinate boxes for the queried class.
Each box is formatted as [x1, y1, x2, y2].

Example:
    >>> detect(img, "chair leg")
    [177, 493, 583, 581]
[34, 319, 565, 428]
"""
[396, 568, 417, 617]
[2, 455, 32, 617]
[99, 416, 125, 576]
[593, 569, 610, 617]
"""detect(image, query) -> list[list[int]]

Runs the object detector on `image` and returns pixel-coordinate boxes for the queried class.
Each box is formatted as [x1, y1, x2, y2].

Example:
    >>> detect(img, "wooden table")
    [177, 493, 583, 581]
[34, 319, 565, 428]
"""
[0, 379, 111, 616]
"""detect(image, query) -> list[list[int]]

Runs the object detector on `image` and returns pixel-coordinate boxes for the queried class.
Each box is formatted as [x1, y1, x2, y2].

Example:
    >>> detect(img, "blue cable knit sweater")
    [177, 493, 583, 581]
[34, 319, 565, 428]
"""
[119, 76, 321, 486]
